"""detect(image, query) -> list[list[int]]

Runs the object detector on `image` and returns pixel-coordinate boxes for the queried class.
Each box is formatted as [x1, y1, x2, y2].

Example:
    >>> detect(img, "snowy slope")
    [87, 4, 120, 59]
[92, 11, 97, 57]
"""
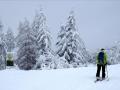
[0, 65, 120, 90]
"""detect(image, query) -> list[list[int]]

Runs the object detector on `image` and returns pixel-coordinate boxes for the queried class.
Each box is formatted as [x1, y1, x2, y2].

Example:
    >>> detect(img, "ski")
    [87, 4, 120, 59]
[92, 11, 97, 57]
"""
[94, 79, 102, 83]
[94, 78, 109, 83]
[103, 78, 110, 81]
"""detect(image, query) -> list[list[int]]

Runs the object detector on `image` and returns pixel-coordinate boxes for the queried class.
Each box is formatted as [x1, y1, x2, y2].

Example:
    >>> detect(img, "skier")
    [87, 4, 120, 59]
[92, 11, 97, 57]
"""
[96, 48, 107, 81]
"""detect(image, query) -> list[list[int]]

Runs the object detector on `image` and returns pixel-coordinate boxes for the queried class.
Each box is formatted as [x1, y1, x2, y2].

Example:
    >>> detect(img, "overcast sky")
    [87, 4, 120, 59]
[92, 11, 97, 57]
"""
[0, 0, 120, 51]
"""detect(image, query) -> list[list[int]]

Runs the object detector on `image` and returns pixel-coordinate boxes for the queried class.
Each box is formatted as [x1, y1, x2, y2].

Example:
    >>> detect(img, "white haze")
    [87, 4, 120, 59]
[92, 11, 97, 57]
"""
[0, 0, 120, 51]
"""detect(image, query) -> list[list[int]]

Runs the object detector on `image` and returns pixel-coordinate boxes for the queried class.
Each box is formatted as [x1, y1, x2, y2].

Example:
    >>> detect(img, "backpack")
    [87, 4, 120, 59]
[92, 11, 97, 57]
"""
[98, 52, 104, 65]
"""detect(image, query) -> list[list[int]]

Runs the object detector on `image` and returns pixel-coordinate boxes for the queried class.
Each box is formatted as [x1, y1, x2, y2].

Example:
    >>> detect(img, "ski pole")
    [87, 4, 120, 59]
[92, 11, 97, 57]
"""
[105, 65, 109, 79]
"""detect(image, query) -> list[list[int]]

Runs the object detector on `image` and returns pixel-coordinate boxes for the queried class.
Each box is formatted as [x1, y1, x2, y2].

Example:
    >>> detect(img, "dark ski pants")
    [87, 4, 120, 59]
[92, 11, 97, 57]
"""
[96, 64, 106, 78]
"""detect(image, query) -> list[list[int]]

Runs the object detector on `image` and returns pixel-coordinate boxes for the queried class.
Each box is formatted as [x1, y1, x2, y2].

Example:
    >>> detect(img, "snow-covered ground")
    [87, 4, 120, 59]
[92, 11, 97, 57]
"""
[0, 65, 120, 90]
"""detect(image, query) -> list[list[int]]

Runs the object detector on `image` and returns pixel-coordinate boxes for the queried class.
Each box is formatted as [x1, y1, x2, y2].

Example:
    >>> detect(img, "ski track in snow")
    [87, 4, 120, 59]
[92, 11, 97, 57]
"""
[0, 65, 120, 90]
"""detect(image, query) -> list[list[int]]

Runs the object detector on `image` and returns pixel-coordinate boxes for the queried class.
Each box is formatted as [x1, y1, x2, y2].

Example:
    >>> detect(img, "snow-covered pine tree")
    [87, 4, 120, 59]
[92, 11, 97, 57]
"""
[0, 20, 3, 38]
[16, 19, 38, 70]
[5, 28, 15, 52]
[114, 42, 120, 64]
[32, 9, 56, 69]
[0, 38, 7, 70]
[36, 28, 56, 69]
[0, 20, 3, 34]
[0, 20, 7, 70]
[0, 20, 5, 42]
[31, 9, 46, 45]
[107, 42, 120, 64]
[56, 11, 89, 68]
[31, 9, 51, 51]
